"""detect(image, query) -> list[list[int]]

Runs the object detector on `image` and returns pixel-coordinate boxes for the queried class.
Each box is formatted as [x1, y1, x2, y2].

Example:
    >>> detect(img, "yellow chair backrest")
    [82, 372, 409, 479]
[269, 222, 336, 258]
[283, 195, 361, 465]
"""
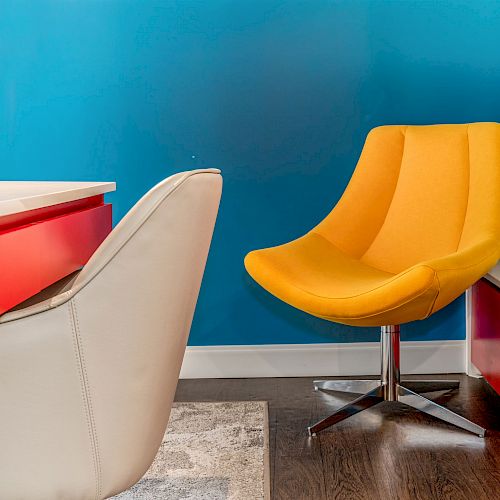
[314, 123, 500, 274]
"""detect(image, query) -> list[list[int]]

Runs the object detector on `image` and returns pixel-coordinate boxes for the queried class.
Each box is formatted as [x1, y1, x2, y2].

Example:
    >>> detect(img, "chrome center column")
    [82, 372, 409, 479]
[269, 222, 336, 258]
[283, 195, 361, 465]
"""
[381, 325, 400, 401]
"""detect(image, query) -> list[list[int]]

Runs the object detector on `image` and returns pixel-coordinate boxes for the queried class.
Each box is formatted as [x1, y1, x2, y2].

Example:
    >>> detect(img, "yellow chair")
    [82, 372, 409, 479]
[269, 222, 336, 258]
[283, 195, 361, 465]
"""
[245, 123, 500, 436]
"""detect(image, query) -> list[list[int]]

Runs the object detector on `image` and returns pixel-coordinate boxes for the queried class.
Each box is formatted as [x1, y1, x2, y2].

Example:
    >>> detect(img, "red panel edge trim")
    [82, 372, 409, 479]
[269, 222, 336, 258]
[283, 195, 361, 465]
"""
[0, 194, 105, 233]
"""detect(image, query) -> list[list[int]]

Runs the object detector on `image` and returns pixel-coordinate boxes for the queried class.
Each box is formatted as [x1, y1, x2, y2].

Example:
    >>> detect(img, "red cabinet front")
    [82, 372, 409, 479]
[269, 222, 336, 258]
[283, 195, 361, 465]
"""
[0, 197, 112, 314]
[471, 278, 500, 394]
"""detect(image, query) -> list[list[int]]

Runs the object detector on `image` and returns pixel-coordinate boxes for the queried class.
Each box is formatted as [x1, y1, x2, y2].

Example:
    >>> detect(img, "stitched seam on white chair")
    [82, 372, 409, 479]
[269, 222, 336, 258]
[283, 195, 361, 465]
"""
[69, 300, 102, 500]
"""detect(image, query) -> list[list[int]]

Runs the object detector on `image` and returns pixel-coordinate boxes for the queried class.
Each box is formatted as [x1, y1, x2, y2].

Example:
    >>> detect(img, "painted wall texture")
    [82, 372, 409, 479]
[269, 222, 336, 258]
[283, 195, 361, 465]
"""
[1, 1, 499, 345]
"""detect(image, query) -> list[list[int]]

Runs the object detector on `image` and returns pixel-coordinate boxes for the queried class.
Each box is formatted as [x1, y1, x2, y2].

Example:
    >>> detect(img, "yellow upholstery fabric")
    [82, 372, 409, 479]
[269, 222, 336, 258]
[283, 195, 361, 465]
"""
[244, 123, 500, 326]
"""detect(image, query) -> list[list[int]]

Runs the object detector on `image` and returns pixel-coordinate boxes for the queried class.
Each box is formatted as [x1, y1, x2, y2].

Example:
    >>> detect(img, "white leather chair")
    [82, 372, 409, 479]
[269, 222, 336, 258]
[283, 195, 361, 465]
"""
[0, 169, 222, 500]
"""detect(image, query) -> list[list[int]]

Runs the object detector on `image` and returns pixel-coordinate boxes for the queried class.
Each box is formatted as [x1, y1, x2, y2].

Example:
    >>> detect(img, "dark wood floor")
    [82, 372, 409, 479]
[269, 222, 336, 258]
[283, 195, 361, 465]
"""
[175, 374, 500, 500]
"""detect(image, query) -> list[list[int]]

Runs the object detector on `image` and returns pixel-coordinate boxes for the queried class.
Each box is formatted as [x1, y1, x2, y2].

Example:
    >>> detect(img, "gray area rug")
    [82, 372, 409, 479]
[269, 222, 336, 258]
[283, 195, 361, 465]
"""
[113, 401, 270, 500]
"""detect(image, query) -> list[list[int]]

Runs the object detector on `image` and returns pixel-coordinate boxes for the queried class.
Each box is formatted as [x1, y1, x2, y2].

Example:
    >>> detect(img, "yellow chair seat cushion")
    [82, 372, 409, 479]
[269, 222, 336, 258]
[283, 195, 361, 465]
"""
[245, 232, 499, 327]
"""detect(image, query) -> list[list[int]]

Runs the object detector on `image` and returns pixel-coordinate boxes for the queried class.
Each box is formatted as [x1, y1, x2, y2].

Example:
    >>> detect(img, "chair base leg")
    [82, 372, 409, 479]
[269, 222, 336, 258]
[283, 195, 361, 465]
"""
[309, 324, 484, 437]
[397, 384, 486, 437]
[308, 386, 384, 436]
[313, 379, 381, 394]
[313, 379, 459, 395]
[400, 379, 460, 393]
[308, 380, 485, 437]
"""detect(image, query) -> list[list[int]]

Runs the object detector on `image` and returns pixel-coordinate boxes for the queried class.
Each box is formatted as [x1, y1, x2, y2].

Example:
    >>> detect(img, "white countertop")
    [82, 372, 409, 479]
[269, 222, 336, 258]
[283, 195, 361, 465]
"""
[0, 181, 116, 216]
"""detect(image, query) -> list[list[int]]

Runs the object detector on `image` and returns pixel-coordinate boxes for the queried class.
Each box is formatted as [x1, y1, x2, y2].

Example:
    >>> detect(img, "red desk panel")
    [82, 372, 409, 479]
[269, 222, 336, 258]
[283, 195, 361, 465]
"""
[471, 278, 500, 394]
[0, 197, 111, 314]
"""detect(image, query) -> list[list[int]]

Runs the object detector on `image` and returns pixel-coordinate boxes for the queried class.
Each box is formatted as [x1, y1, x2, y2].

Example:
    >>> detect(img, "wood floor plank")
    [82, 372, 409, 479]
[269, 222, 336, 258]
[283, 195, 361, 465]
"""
[174, 375, 500, 500]
[471, 468, 500, 496]
[273, 454, 327, 500]
[415, 452, 490, 500]
[320, 424, 382, 500]
[362, 410, 436, 500]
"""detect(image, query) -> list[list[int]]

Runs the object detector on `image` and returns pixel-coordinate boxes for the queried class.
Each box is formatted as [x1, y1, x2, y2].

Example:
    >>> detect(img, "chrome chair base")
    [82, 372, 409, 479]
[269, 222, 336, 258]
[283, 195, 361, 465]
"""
[308, 380, 485, 437]
[308, 326, 486, 438]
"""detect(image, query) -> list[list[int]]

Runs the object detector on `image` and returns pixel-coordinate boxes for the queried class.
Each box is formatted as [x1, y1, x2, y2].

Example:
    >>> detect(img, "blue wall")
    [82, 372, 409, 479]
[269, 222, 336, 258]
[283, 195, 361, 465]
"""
[2, 1, 499, 345]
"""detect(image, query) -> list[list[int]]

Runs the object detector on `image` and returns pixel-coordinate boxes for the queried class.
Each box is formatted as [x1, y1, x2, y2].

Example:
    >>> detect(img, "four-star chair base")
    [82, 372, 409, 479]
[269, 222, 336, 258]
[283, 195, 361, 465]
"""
[308, 325, 486, 438]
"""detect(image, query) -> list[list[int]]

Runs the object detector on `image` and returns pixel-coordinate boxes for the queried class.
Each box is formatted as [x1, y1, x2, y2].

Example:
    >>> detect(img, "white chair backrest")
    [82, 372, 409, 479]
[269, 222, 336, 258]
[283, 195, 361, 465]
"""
[71, 169, 222, 494]
[0, 169, 222, 499]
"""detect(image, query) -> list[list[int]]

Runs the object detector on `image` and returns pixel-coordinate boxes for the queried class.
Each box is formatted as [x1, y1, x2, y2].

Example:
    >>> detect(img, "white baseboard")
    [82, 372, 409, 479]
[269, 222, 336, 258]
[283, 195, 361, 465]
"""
[180, 340, 465, 379]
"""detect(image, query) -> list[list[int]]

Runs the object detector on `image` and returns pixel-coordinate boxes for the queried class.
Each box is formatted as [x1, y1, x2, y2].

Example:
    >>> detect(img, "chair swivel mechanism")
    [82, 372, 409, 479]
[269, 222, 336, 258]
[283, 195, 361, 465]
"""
[245, 123, 500, 437]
